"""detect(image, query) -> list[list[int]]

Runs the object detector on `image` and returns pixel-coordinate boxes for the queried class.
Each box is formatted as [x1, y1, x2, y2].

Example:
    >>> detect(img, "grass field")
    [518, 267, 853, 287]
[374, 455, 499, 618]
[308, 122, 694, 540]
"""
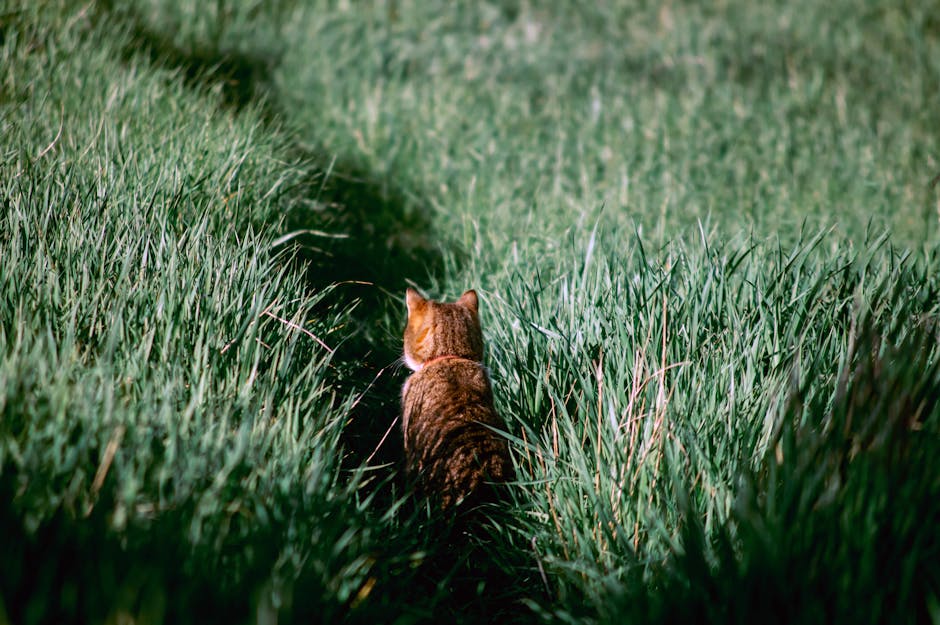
[2, 1, 939, 623]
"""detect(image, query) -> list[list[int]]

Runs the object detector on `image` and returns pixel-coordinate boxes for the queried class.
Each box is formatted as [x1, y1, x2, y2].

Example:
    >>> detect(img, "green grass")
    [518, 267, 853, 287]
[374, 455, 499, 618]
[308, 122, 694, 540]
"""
[1, 1, 939, 623]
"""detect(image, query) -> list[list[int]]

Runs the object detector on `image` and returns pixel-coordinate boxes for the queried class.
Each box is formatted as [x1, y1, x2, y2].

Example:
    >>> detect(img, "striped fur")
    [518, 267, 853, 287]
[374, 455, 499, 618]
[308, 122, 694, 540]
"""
[401, 288, 514, 508]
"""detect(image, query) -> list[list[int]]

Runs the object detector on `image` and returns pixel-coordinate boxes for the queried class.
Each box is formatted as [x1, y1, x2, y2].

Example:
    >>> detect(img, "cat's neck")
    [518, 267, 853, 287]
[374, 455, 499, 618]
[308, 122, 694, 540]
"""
[420, 354, 478, 370]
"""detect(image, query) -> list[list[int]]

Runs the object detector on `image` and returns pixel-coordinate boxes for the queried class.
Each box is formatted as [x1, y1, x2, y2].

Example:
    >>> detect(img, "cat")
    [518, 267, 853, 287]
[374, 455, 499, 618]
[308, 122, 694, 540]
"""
[400, 288, 514, 509]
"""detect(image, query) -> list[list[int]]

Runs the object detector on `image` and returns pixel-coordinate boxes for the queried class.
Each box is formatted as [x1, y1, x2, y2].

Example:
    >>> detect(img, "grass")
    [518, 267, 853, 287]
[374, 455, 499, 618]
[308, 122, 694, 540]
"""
[1, 1, 939, 623]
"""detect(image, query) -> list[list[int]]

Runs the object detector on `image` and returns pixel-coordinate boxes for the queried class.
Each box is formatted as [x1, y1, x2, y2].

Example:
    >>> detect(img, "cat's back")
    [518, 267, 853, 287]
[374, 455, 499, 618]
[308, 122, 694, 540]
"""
[400, 289, 514, 508]
[404, 358, 494, 420]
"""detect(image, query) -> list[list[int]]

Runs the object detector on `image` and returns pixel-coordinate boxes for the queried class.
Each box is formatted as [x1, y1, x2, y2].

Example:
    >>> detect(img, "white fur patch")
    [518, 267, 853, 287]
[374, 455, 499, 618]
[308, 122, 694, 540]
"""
[403, 352, 423, 372]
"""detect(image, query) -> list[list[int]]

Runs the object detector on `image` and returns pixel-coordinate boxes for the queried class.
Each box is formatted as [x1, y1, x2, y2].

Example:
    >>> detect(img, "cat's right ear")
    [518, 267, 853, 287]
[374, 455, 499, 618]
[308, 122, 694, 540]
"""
[457, 290, 479, 315]
[406, 288, 426, 314]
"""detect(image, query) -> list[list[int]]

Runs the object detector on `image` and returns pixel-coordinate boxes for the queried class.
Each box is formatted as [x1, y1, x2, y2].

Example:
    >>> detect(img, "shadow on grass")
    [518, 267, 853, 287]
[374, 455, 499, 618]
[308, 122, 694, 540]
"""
[0, 471, 476, 625]
[0, 4, 541, 624]
[97, 0, 447, 476]
[0, 484, 243, 625]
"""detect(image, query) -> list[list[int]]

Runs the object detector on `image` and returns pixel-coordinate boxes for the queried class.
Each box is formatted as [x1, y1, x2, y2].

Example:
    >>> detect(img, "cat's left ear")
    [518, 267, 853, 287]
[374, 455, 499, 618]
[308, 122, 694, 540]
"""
[457, 290, 478, 315]
[406, 288, 427, 314]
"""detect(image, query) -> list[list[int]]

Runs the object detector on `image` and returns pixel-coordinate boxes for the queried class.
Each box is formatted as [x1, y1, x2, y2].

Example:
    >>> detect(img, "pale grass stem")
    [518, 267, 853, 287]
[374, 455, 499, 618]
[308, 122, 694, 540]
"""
[86, 423, 126, 516]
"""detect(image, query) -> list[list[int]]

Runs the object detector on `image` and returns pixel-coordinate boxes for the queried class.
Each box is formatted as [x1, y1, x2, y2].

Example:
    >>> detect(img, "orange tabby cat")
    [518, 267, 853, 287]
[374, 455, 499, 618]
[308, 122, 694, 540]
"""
[401, 288, 514, 509]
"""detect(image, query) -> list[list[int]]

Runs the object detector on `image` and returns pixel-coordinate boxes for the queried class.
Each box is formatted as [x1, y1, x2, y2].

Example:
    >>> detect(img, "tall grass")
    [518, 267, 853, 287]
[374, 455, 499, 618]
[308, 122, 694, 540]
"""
[476, 228, 939, 623]
[2, 1, 939, 623]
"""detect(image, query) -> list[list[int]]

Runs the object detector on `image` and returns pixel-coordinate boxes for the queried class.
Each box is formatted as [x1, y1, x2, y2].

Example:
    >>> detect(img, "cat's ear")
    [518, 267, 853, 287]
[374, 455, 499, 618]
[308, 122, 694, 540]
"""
[406, 288, 427, 315]
[457, 289, 478, 315]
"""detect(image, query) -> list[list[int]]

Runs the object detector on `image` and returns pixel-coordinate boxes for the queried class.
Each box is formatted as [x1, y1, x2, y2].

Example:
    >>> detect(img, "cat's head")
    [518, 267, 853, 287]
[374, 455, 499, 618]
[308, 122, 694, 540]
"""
[403, 288, 484, 371]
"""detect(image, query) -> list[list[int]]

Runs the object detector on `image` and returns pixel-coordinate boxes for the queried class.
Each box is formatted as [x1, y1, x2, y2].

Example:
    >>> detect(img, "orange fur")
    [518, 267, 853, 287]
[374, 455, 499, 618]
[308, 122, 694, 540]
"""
[401, 288, 514, 508]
